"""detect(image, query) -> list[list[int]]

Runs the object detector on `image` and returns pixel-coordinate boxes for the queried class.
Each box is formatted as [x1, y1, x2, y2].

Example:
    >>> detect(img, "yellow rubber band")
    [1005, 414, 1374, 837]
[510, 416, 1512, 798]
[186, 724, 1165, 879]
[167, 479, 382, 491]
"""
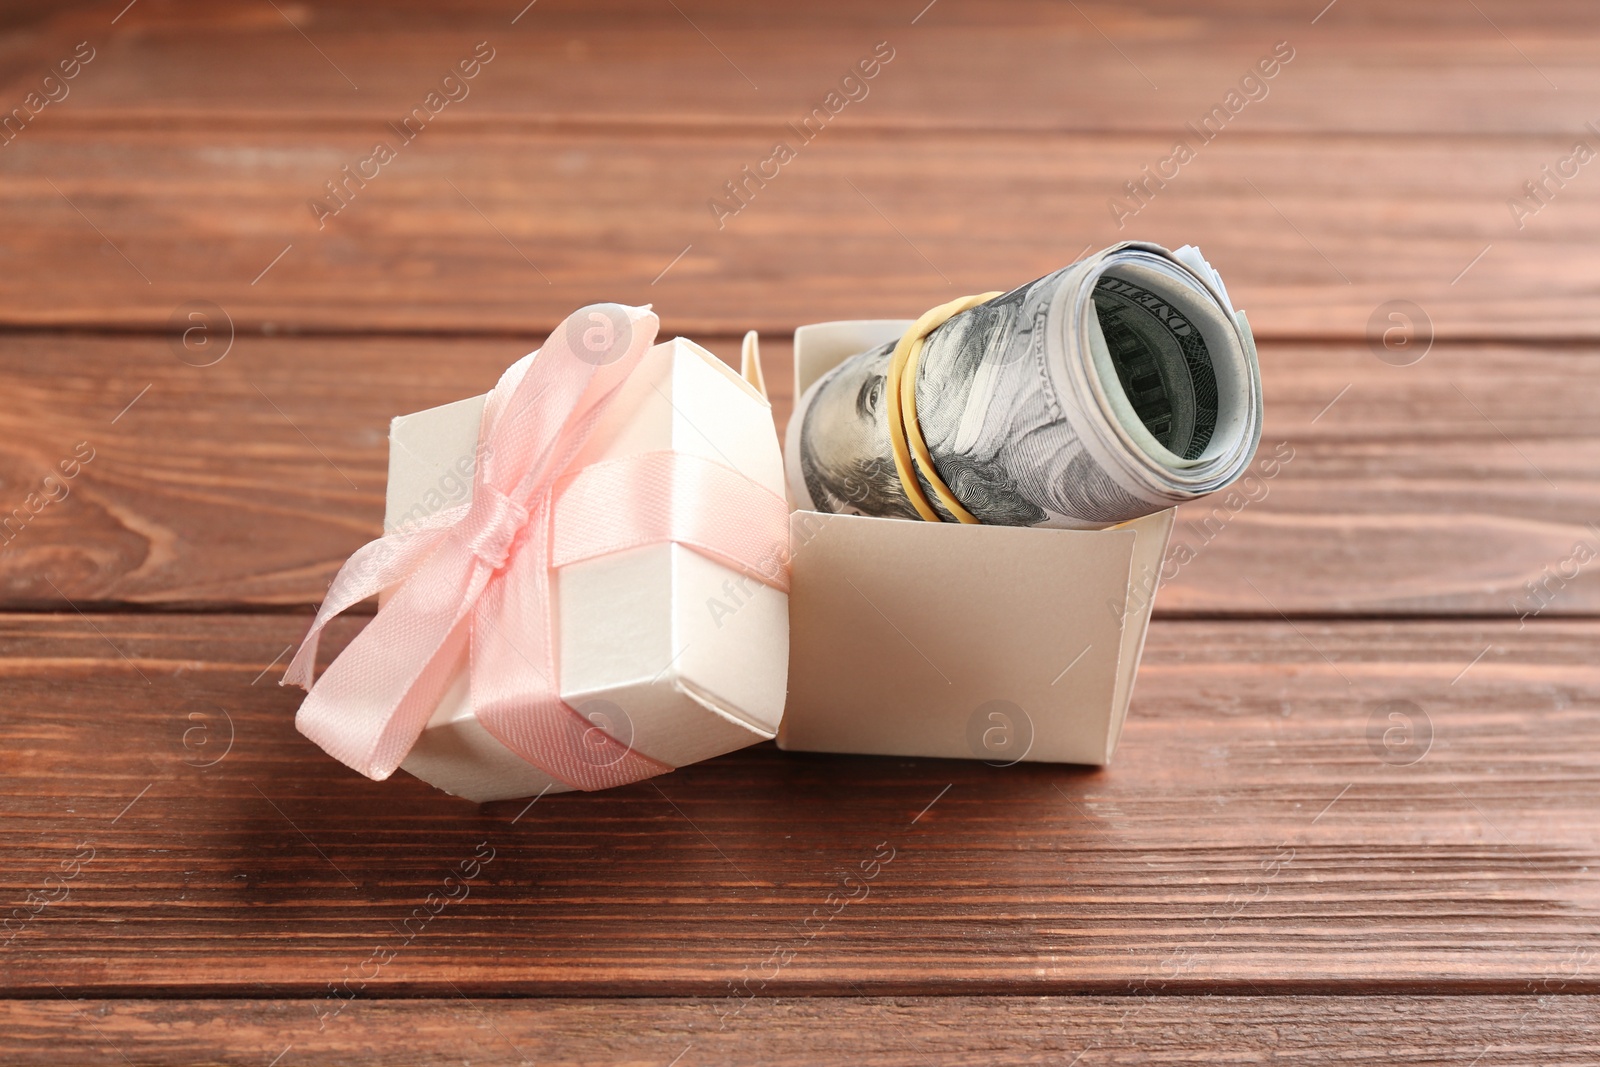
[886, 291, 1004, 523]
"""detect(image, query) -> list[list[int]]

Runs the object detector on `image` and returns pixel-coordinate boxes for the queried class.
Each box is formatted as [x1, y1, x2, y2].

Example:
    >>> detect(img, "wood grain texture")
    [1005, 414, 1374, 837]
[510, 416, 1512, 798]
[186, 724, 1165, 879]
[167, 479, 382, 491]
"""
[3, 331, 1595, 615]
[5, 996, 1600, 1066]
[10, 0, 1600, 136]
[4, 122, 1595, 337]
[5, 0, 1598, 1058]
[2, 613, 1596, 995]
[0, 0, 1588, 337]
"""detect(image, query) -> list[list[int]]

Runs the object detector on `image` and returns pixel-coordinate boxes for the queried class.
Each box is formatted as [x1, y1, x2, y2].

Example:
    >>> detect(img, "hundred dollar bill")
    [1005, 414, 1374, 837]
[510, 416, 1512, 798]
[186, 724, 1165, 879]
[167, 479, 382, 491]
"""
[786, 242, 1262, 528]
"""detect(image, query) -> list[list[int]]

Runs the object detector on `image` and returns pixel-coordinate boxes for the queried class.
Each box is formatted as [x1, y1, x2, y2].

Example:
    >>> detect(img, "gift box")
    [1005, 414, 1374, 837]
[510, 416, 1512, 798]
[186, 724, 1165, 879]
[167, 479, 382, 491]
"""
[291, 304, 1175, 800]
[773, 320, 1175, 767]
[305, 314, 791, 803]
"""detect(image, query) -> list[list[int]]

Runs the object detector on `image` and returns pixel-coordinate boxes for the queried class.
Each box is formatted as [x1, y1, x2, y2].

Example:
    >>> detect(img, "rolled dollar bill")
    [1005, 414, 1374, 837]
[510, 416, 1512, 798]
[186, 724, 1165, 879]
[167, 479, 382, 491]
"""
[786, 241, 1262, 529]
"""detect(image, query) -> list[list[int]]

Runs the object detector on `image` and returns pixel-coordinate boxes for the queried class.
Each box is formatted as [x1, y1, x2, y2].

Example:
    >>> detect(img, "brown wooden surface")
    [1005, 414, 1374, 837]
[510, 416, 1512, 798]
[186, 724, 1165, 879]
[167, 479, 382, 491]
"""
[7, 997, 1600, 1066]
[9, 126, 1600, 339]
[0, 2, 1598, 338]
[2, 614, 1596, 997]
[2, 0, 1597, 1062]
[5, 334, 1599, 614]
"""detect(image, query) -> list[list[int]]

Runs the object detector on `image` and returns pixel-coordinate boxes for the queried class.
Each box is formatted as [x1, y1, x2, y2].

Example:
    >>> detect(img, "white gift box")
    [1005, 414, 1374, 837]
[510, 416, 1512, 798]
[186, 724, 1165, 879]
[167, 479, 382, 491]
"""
[774, 321, 1174, 767]
[384, 337, 789, 802]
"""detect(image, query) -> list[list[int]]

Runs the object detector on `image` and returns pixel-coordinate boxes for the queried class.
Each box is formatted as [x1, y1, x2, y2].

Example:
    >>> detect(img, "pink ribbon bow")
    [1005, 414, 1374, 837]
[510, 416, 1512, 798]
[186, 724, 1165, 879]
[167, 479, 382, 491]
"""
[282, 304, 791, 791]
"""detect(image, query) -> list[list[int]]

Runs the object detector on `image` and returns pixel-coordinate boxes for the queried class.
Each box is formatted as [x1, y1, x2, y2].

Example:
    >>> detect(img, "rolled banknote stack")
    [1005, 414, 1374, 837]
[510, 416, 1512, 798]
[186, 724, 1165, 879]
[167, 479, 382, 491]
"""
[786, 241, 1262, 528]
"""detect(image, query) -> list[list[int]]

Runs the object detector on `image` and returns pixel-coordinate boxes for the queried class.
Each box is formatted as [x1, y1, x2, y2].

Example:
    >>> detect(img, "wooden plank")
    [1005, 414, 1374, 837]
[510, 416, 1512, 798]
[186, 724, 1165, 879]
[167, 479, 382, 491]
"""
[3, 332, 1596, 615]
[4, 995, 1600, 1066]
[2, 120, 1598, 337]
[2, 613, 1596, 995]
[11, 0, 1600, 135]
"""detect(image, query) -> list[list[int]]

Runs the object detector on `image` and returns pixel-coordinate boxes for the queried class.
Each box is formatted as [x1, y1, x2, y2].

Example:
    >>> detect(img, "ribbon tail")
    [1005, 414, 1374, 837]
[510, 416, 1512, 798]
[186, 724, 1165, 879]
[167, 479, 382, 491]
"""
[282, 511, 463, 690]
[471, 507, 673, 791]
[295, 544, 489, 780]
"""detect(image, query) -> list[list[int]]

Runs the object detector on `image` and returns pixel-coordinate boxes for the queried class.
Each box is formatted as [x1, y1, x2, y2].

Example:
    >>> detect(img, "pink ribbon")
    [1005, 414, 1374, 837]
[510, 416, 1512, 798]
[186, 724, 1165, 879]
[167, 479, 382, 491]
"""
[282, 304, 791, 791]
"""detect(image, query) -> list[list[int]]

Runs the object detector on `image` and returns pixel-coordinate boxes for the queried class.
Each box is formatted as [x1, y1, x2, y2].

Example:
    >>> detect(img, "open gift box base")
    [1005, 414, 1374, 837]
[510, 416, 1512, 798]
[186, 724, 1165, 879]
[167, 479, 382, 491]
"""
[775, 320, 1173, 767]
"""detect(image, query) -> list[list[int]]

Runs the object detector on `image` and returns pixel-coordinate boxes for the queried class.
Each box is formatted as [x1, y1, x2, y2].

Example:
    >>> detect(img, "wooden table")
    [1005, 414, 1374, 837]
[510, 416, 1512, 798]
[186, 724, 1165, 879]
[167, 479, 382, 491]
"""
[4, 1, 1598, 1062]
